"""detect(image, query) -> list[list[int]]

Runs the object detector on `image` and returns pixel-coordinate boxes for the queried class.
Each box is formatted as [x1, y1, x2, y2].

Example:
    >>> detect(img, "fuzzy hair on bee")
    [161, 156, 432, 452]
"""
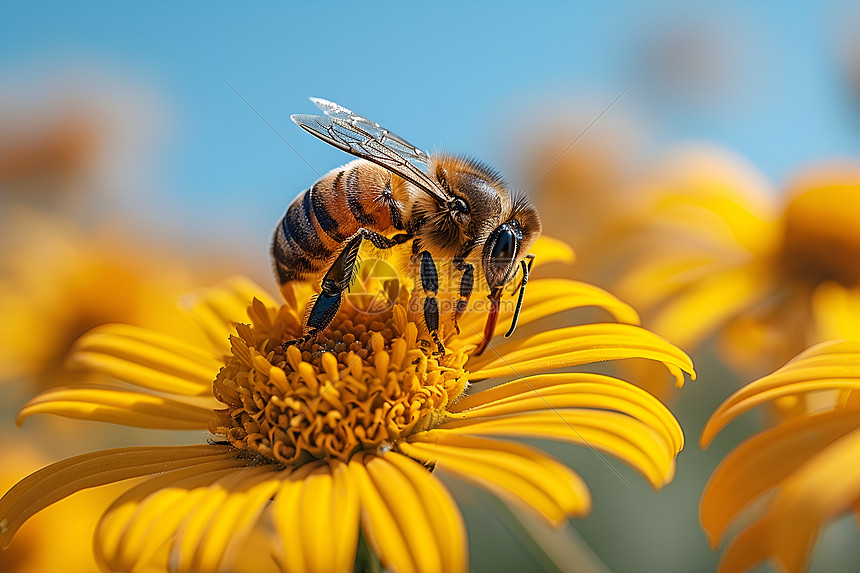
[413, 154, 510, 255]
[275, 97, 541, 355]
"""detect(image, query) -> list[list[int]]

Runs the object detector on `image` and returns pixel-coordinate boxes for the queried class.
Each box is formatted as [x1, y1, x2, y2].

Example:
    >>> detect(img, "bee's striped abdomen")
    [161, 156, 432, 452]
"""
[272, 188, 328, 284]
[272, 160, 405, 284]
[309, 171, 351, 242]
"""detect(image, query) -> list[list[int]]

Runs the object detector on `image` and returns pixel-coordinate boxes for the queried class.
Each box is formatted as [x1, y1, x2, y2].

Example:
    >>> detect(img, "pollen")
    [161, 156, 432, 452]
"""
[209, 287, 471, 466]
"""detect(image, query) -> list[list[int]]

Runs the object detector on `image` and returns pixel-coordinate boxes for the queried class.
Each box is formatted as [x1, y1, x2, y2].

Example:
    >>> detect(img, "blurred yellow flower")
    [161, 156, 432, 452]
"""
[0, 70, 164, 205]
[513, 106, 647, 281]
[0, 238, 694, 573]
[611, 148, 860, 374]
[0, 208, 203, 394]
[700, 339, 860, 573]
[511, 116, 693, 401]
[0, 111, 100, 194]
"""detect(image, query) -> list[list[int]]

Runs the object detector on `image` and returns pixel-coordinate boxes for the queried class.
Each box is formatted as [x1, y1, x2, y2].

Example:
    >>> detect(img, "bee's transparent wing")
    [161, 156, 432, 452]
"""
[309, 97, 431, 163]
[292, 98, 450, 204]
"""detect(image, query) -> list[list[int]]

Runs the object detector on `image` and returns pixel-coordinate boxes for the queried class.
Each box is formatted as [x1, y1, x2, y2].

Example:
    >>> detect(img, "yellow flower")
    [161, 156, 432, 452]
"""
[612, 148, 860, 374]
[700, 339, 860, 573]
[0, 238, 694, 573]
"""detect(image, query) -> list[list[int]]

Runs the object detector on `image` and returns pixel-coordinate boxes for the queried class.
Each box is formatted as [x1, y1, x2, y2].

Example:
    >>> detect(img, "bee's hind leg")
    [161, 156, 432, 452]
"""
[283, 229, 410, 350]
[417, 250, 445, 354]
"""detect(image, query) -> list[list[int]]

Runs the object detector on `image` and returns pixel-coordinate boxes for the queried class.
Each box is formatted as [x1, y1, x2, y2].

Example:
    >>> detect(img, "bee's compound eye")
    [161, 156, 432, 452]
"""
[491, 227, 516, 262]
[484, 223, 519, 287]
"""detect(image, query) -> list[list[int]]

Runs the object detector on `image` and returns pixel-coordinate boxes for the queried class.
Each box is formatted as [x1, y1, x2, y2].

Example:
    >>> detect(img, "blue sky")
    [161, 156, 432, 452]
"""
[2, 1, 859, 245]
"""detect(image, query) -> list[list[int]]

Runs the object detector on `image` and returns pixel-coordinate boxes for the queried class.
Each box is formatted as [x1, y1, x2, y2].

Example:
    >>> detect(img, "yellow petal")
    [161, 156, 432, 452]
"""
[66, 324, 220, 397]
[635, 145, 778, 248]
[439, 409, 675, 488]
[272, 476, 307, 573]
[528, 235, 576, 267]
[226, 519, 284, 573]
[646, 263, 773, 350]
[616, 252, 723, 310]
[72, 323, 218, 366]
[0, 445, 240, 549]
[382, 452, 468, 573]
[715, 520, 773, 573]
[348, 456, 416, 573]
[330, 462, 361, 573]
[364, 455, 445, 573]
[16, 385, 216, 430]
[651, 190, 778, 256]
[450, 373, 684, 455]
[467, 323, 695, 387]
[297, 469, 339, 573]
[67, 350, 216, 397]
[700, 407, 860, 547]
[719, 427, 860, 573]
[454, 279, 640, 348]
[180, 469, 282, 573]
[170, 482, 231, 572]
[96, 463, 263, 572]
[702, 340, 860, 446]
[402, 432, 591, 526]
[284, 463, 360, 573]
[68, 324, 219, 395]
[181, 277, 278, 354]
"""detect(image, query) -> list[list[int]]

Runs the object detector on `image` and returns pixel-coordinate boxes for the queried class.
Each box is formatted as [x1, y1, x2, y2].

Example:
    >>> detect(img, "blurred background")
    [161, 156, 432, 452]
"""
[2, 1, 860, 572]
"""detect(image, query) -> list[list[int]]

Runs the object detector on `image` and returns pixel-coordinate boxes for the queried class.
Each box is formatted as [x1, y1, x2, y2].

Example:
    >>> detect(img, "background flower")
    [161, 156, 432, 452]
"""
[700, 340, 860, 573]
[606, 150, 860, 379]
[0, 68, 166, 216]
[0, 208, 200, 393]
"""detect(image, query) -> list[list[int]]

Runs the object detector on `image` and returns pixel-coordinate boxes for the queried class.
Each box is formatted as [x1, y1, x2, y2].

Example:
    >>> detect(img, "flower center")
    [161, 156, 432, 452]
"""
[779, 183, 860, 287]
[209, 285, 470, 466]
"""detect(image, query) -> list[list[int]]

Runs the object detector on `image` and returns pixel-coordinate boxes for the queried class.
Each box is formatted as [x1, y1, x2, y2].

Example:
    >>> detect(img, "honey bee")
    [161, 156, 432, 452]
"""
[274, 98, 541, 355]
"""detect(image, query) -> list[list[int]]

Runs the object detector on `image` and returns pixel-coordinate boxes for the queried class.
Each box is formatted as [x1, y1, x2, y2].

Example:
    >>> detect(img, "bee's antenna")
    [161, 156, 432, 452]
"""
[505, 255, 534, 338]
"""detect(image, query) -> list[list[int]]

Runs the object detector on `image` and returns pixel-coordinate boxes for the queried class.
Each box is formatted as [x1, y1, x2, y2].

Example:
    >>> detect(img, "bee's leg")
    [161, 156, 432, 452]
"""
[418, 250, 445, 354]
[283, 230, 410, 349]
[452, 257, 474, 335]
[357, 228, 411, 250]
[282, 234, 363, 348]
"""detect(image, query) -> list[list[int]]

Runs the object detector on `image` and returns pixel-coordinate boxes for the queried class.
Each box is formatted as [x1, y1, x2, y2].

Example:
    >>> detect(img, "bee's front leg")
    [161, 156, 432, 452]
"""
[451, 258, 474, 335]
[283, 229, 409, 350]
[418, 250, 445, 354]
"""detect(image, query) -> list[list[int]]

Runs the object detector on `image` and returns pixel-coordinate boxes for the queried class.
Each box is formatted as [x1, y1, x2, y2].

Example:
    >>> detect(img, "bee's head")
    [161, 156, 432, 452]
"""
[424, 154, 542, 354]
[481, 197, 541, 290]
[473, 195, 541, 356]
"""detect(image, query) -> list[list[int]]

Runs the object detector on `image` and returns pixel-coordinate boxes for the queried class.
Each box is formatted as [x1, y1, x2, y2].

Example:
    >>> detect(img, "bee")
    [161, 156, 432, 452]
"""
[273, 98, 541, 355]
